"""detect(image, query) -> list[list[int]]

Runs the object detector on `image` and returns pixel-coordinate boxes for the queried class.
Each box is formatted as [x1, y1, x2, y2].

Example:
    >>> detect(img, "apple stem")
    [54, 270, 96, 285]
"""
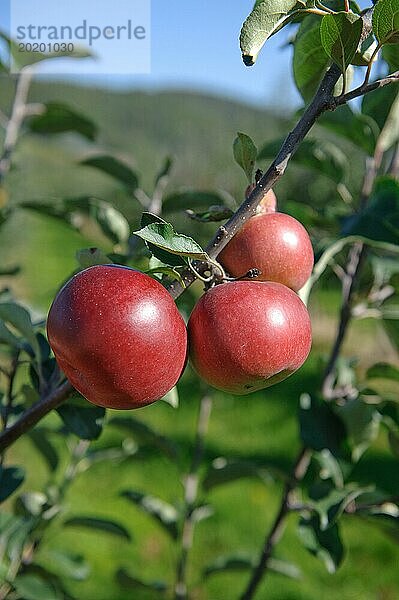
[175, 394, 213, 600]
[222, 268, 262, 283]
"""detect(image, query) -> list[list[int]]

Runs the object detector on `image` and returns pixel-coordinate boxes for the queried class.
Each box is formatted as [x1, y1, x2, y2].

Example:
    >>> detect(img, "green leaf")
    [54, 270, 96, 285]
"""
[320, 12, 363, 74]
[293, 17, 329, 101]
[162, 190, 229, 214]
[108, 416, 178, 459]
[383, 42, 399, 69]
[2, 30, 92, 70]
[186, 205, 234, 223]
[0, 466, 25, 503]
[28, 429, 59, 472]
[367, 362, 399, 382]
[299, 394, 347, 456]
[362, 84, 398, 129]
[0, 265, 20, 276]
[6, 517, 35, 562]
[313, 449, 344, 488]
[28, 102, 97, 141]
[116, 569, 167, 593]
[352, 35, 378, 66]
[203, 553, 301, 579]
[0, 302, 39, 358]
[160, 386, 179, 408]
[16, 492, 48, 517]
[191, 504, 214, 523]
[154, 156, 173, 187]
[202, 458, 278, 492]
[56, 395, 105, 440]
[377, 90, 399, 153]
[354, 490, 399, 517]
[146, 266, 185, 287]
[139, 213, 186, 267]
[372, 0, 399, 44]
[80, 155, 138, 191]
[233, 132, 258, 183]
[0, 318, 22, 349]
[14, 564, 72, 599]
[383, 417, 399, 457]
[0, 513, 25, 552]
[92, 202, 130, 245]
[121, 490, 179, 539]
[140, 212, 166, 228]
[64, 516, 131, 540]
[21, 197, 130, 245]
[317, 105, 379, 156]
[312, 485, 371, 530]
[336, 398, 380, 461]
[133, 222, 207, 260]
[76, 248, 112, 269]
[258, 138, 347, 183]
[298, 516, 344, 573]
[13, 574, 58, 600]
[39, 550, 90, 581]
[342, 176, 399, 246]
[240, 0, 299, 65]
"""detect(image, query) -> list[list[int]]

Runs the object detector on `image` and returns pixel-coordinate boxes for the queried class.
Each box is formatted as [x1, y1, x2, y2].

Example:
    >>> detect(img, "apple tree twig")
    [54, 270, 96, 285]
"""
[0, 67, 34, 184]
[175, 394, 213, 599]
[0, 381, 73, 454]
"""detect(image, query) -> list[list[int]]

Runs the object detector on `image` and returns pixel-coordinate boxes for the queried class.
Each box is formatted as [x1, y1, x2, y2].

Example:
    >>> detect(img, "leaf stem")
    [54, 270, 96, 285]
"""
[316, 2, 335, 14]
[332, 70, 398, 109]
[363, 42, 382, 87]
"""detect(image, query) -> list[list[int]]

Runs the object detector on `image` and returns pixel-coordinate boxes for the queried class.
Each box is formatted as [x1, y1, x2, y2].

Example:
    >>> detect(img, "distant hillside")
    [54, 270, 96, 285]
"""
[0, 79, 289, 203]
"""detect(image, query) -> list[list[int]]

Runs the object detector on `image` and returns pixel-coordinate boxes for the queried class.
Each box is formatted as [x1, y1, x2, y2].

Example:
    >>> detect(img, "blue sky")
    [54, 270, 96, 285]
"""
[1, 0, 371, 109]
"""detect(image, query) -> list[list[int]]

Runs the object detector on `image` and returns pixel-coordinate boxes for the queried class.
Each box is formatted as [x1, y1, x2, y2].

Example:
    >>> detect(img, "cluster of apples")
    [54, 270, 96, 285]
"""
[47, 196, 313, 409]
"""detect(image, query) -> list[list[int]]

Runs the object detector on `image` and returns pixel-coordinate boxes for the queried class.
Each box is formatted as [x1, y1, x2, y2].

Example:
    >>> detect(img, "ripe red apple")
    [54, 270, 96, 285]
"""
[188, 281, 311, 395]
[218, 212, 313, 291]
[47, 265, 187, 409]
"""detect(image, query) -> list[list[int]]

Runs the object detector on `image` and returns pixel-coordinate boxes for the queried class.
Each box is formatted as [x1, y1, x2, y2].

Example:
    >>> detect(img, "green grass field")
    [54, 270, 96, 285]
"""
[8, 354, 399, 599]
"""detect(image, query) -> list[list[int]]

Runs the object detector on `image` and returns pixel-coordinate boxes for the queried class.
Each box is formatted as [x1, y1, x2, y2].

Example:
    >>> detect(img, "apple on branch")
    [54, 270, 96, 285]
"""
[47, 265, 187, 409]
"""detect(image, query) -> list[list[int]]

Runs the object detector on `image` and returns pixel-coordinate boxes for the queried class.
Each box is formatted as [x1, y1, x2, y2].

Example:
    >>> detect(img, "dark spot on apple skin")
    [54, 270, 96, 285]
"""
[244, 384, 254, 390]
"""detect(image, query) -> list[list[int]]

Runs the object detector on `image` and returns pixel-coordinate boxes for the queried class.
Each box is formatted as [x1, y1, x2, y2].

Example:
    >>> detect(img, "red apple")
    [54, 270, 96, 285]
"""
[47, 265, 187, 409]
[218, 212, 313, 291]
[188, 281, 311, 395]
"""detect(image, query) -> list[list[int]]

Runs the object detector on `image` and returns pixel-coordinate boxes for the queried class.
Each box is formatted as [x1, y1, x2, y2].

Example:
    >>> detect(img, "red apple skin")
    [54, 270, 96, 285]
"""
[188, 281, 311, 395]
[47, 265, 187, 410]
[218, 212, 314, 291]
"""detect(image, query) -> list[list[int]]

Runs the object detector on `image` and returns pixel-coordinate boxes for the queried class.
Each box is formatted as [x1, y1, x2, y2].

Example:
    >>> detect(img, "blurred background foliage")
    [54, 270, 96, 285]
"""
[0, 62, 398, 600]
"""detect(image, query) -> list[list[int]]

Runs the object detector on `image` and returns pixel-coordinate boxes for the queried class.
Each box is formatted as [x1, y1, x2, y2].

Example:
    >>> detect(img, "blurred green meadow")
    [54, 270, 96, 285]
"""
[1, 79, 398, 599]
